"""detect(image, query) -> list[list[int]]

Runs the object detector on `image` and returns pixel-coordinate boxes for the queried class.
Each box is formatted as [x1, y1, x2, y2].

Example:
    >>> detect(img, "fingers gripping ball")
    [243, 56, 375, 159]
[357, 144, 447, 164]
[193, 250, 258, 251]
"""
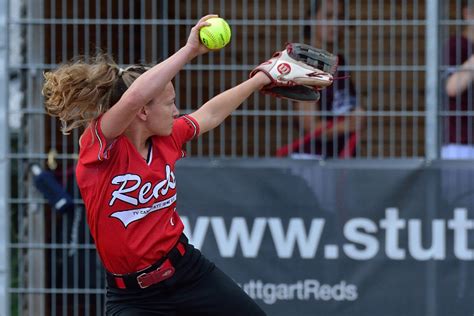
[199, 17, 232, 50]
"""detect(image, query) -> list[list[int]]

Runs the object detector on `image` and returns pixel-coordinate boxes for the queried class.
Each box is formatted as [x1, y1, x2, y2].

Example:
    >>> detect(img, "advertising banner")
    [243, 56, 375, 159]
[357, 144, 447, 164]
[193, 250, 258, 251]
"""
[176, 159, 474, 316]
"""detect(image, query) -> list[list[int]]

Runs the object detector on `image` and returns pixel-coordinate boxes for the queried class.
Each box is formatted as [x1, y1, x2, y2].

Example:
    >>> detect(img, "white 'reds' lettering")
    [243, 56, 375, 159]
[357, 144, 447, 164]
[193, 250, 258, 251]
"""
[109, 164, 176, 207]
[138, 182, 153, 204]
[108, 165, 178, 227]
[161, 165, 176, 195]
[110, 174, 141, 206]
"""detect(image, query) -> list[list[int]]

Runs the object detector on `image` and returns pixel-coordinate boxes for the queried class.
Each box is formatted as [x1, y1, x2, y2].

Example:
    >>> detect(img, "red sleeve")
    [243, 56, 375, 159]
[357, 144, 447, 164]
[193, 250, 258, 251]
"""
[171, 115, 200, 150]
[78, 116, 119, 166]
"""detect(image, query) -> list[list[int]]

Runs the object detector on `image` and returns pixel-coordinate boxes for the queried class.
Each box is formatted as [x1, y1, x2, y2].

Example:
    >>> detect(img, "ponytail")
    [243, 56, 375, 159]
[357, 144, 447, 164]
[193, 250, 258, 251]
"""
[42, 54, 148, 134]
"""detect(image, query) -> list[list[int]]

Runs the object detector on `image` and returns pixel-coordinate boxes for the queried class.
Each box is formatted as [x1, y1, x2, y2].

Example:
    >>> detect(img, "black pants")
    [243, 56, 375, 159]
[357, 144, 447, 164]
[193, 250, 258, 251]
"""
[106, 243, 266, 316]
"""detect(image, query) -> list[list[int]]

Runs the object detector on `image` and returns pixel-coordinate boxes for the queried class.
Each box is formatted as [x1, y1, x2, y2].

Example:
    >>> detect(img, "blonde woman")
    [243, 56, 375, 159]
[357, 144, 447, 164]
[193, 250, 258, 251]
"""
[43, 15, 268, 316]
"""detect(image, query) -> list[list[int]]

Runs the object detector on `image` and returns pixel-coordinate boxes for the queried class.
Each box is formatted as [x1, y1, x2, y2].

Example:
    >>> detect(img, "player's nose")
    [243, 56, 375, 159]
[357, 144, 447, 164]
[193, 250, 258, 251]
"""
[172, 105, 179, 118]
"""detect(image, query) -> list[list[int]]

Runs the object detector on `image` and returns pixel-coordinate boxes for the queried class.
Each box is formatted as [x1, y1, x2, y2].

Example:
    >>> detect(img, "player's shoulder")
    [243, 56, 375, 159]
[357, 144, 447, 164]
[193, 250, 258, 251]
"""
[171, 115, 199, 137]
[78, 123, 95, 148]
[175, 114, 197, 125]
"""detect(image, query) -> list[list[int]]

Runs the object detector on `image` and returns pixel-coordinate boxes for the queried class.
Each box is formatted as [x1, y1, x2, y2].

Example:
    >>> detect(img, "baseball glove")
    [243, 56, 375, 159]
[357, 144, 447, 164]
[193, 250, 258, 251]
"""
[249, 43, 338, 101]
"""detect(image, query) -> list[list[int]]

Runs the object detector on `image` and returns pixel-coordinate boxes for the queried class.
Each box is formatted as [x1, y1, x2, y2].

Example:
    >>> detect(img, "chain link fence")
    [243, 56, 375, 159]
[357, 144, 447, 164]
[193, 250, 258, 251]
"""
[1, 0, 472, 315]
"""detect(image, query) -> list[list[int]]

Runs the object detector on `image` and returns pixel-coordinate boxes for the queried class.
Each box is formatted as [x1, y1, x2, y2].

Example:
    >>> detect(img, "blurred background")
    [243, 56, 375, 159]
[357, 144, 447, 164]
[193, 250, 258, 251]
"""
[1, 0, 474, 315]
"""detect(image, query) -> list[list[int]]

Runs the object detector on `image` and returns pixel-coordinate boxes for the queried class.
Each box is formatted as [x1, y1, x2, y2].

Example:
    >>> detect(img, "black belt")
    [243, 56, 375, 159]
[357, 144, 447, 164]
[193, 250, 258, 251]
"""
[106, 234, 188, 290]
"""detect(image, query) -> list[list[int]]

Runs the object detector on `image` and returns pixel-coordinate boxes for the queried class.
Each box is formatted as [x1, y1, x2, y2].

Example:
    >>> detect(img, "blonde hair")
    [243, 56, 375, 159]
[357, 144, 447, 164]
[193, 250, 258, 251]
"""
[42, 54, 148, 134]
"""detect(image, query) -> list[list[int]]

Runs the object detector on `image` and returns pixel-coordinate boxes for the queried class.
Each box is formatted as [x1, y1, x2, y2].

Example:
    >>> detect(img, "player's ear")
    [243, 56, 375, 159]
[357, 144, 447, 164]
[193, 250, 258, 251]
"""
[137, 106, 148, 121]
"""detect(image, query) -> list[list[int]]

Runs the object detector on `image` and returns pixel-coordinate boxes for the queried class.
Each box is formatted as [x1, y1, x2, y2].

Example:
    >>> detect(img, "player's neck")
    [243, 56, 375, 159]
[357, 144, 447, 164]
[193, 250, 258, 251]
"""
[124, 130, 152, 160]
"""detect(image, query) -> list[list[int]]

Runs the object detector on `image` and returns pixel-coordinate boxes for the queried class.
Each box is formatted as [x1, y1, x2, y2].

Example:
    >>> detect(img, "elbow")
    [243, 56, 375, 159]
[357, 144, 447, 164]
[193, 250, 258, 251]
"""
[445, 84, 458, 98]
[207, 114, 222, 132]
[445, 75, 466, 97]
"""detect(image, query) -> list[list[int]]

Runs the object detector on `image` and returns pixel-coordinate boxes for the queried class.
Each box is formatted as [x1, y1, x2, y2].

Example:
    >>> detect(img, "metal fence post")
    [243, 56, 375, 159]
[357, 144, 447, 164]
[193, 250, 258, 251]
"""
[425, 3, 440, 316]
[0, 0, 11, 314]
[425, 0, 439, 160]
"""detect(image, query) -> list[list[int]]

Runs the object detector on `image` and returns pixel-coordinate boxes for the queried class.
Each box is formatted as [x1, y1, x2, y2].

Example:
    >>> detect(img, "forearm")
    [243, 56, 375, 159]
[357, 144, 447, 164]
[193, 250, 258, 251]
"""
[446, 56, 474, 97]
[126, 46, 196, 104]
[190, 72, 270, 134]
[100, 46, 197, 141]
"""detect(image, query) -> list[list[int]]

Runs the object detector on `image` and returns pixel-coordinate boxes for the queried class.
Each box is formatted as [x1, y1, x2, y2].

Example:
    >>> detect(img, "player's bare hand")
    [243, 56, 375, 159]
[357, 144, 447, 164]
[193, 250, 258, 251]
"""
[185, 14, 218, 57]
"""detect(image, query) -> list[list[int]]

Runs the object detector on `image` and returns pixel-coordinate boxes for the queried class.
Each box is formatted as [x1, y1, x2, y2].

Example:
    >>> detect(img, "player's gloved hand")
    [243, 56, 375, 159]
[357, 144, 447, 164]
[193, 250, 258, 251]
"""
[249, 43, 338, 101]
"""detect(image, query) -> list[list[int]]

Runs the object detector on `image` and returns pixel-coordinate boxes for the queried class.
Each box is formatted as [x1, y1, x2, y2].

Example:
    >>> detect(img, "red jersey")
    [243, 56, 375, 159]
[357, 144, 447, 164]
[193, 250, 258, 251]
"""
[76, 115, 199, 274]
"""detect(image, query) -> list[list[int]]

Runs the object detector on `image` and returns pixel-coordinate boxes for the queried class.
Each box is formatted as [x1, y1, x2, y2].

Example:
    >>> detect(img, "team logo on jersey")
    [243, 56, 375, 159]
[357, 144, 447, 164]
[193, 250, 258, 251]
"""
[109, 164, 177, 227]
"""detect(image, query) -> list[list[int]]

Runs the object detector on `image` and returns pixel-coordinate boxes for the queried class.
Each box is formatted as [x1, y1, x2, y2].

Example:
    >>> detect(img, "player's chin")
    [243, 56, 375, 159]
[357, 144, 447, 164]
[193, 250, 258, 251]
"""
[156, 127, 173, 136]
[165, 125, 174, 135]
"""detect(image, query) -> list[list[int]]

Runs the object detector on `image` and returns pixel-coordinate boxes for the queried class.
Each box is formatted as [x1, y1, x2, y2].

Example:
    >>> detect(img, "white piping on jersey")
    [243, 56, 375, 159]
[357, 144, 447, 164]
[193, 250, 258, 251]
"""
[147, 144, 153, 166]
[182, 115, 198, 138]
[94, 120, 104, 161]
[110, 193, 177, 227]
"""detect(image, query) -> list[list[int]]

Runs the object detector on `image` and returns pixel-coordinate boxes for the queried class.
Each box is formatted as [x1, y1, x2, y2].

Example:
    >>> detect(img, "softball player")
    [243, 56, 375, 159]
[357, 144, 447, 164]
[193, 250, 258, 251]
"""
[43, 15, 268, 315]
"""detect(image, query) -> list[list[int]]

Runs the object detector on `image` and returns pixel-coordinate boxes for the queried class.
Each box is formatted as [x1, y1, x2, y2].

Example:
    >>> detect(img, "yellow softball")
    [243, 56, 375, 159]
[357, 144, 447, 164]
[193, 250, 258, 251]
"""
[199, 17, 232, 50]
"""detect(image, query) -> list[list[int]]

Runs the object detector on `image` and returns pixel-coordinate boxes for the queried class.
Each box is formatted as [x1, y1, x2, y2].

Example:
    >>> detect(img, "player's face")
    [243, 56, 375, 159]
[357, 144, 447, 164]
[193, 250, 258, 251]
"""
[314, 0, 344, 45]
[146, 82, 179, 136]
